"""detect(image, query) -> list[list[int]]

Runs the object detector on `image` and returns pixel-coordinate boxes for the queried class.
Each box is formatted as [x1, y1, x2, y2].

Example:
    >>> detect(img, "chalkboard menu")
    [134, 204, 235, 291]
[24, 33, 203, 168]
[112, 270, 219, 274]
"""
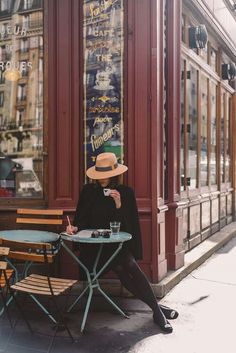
[83, 0, 124, 174]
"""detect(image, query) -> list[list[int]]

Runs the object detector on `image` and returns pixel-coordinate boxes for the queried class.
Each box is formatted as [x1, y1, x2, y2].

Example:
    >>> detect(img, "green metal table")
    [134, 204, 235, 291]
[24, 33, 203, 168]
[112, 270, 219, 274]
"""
[60, 230, 132, 332]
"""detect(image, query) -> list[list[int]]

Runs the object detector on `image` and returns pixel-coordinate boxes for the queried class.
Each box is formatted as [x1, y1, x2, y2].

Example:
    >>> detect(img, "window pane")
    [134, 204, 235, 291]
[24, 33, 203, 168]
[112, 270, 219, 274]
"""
[225, 96, 231, 182]
[220, 93, 225, 183]
[181, 15, 186, 43]
[180, 59, 185, 191]
[83, 0, 124, 174]
[200, 76, 208, 186]
[199, 46, 208, 62]
[210, 48, 217, 72]
[188, 65, 198, 189]
[0, 0, 44, 198]
[210, 83, 217, 185]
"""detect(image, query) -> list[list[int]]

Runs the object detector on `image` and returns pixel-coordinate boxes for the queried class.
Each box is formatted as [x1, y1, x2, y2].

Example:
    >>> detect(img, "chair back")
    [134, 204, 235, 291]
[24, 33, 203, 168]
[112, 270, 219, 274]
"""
[0, 240, 60, 302]
[0, 238, 54, 264]
[16, 208, 63, 227]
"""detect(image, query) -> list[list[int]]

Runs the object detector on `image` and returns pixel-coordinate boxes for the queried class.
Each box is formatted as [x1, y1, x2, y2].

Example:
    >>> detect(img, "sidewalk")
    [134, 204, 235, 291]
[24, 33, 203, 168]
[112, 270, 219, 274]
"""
[1, 228, 236, 353]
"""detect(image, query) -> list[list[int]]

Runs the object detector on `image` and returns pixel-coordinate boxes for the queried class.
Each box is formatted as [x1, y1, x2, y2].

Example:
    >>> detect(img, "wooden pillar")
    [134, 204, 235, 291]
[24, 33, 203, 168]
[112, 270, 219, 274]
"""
[127, 0, 167, 282]
[232, 93, 236, 220]
[165, 0, 185, 270]
[47, 0, 81, 209]
[150, 0, 168, 282]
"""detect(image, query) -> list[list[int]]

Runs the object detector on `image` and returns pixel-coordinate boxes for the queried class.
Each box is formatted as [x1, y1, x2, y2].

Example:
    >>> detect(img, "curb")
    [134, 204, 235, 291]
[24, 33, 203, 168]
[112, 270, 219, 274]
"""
[152, 222, 236, 298]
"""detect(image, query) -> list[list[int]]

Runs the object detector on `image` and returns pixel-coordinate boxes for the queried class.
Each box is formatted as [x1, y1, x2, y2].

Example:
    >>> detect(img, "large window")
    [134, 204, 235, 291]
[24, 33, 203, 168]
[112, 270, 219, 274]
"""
[181, 16, 233, 193]
[210, 82, 217, 185]
[200, 75, 208, 186]
[187, 65, 198, 189]
[83, 0, 124, 174]
[0, 0, 44, 198]
[180, 58, 185, 191]
[221, 92, 232, 183]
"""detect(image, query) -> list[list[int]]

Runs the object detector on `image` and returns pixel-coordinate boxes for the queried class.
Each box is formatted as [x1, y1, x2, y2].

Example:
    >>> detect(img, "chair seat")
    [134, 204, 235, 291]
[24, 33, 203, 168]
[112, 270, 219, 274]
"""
[11, 274, 77, 296]
[0, 269, 14, 287]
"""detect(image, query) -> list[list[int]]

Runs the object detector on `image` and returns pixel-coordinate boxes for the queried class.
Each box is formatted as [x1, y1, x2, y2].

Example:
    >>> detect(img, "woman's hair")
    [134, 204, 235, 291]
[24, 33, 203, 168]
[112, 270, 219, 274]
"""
[109, 175, 123, 188]
[89, 174, 124, 187]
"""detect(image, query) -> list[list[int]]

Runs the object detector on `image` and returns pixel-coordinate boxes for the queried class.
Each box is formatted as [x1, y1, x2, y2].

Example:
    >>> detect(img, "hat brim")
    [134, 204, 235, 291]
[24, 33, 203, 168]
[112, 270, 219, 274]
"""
[86, 164, 128, 180]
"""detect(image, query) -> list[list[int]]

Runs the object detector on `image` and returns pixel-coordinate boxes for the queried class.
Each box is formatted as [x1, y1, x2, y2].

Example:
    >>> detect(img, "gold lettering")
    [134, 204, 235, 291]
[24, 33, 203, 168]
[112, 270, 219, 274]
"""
[96, 54, 112, 62]
[90, 123, 119, 152]
[89, 0, 114, 19]
[103, 132, 109, 141]
[93, 116, 113, 127]
[89, 105, 120, 114]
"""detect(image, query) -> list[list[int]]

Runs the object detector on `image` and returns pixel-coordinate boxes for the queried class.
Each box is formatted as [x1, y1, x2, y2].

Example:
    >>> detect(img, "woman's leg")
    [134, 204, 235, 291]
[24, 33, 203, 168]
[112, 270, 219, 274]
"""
[114, 266, 178, 319]
[114, 253, 173, 333]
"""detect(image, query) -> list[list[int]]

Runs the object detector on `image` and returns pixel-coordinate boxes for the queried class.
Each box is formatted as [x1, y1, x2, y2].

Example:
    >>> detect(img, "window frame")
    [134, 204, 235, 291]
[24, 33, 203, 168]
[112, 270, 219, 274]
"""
[0, 0, 47, 208]
[181, 40, 234, 199]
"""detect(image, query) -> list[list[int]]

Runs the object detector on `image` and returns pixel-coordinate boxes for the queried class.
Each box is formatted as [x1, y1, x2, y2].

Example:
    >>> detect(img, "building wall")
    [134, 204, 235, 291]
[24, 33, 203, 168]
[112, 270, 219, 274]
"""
[0, 0, 235, 284]
[46, 0, 168, 281]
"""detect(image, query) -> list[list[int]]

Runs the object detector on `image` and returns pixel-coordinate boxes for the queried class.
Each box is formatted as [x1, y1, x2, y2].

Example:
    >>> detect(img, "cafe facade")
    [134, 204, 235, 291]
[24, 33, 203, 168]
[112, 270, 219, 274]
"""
[0, 0, 236, 283]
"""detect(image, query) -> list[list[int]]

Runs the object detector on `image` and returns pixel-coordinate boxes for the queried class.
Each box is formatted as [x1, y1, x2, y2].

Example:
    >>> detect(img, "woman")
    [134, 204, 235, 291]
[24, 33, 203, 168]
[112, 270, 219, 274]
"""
[66, 152, 178, 333]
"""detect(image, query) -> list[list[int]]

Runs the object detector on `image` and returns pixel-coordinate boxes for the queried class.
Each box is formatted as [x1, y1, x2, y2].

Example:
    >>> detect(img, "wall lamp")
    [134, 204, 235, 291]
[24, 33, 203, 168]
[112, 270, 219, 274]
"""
[189, 25, 208, 49]
[222, 62, 236, 80]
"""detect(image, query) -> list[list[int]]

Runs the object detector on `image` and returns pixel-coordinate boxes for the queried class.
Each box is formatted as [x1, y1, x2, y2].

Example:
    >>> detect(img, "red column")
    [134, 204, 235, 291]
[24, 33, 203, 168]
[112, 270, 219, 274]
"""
[150, 0, 168, 282]
[126, 0, 168, 282]
[165, 0, 185, 270]
[47, 0, 81, 209]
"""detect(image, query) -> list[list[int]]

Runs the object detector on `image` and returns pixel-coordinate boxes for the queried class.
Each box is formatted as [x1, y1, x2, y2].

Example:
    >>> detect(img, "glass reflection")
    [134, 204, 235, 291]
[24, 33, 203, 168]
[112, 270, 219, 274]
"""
[210, 48, 217, 72]
[225, 96, 230, 182]
[210, 83, 217, 185]
[188, 65, 198, 189]
[220, 93, 225, 183]
[83, 0, 124, 174]
[180, 58, 185, 191]
[200, 75, 208, 186]
[0, 0, 44, 198]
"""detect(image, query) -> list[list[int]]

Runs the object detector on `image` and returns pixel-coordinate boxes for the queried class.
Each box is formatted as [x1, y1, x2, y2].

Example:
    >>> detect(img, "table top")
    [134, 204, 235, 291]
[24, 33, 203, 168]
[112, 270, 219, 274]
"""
[0, 229, 60, 243]
[61, 230, 132, 244]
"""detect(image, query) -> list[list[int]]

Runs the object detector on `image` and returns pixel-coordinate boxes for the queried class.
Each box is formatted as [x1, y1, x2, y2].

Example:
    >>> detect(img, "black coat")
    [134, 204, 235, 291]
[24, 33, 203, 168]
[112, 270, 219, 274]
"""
[73, 183, 143, 272]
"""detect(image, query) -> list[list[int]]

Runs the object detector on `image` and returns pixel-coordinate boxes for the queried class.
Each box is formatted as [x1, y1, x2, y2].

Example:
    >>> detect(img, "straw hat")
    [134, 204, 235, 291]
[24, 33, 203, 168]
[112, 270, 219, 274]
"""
[86, 152, 128, 180]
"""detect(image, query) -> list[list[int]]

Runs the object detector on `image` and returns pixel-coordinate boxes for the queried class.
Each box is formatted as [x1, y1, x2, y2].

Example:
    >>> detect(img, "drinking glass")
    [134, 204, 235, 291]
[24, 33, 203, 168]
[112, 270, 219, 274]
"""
[110, 221, 120, 235]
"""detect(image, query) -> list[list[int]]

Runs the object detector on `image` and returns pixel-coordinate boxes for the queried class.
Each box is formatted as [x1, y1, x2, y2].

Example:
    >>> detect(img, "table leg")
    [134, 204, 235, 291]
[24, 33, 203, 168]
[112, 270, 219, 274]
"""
[92, 243, 122, 282]
[61, 240, 93, 317]
[97, 286, 129, 318]
[62, 240, 129, 332]
[92, 243, 129, 318]
[80, 285, 93, 332]
[67, 243, 103, 313]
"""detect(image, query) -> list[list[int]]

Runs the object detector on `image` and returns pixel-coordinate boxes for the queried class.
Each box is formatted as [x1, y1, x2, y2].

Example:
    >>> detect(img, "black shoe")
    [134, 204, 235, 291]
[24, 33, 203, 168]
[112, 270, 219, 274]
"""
[153, 313, 173, 333]
[159, 304, 179, 320]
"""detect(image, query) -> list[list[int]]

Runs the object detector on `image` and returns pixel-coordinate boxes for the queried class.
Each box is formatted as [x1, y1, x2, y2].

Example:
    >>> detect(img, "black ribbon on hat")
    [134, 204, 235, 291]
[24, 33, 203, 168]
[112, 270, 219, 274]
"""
[95, 163, 118, 172]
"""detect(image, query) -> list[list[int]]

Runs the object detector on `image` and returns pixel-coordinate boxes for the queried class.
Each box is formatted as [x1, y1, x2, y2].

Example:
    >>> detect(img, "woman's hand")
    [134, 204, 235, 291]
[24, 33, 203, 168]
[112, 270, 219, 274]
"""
[66, 225, 78, 235]
[109, 189, 121, 209]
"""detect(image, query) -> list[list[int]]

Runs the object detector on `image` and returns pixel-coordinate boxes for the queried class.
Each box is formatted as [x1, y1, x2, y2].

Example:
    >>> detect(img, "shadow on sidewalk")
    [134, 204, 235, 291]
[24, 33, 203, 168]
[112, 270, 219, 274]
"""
[0, 295, 165, 353]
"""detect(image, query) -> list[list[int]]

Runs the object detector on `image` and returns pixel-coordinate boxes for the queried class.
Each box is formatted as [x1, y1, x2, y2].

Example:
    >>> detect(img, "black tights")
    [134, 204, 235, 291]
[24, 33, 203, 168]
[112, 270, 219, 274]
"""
[113, 252, 167, 325]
